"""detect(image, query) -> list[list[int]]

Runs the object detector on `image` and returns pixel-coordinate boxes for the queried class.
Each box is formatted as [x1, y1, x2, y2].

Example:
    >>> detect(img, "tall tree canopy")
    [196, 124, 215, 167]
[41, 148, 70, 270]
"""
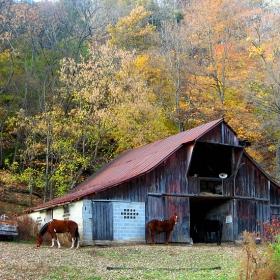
[1, 0, 280, 204]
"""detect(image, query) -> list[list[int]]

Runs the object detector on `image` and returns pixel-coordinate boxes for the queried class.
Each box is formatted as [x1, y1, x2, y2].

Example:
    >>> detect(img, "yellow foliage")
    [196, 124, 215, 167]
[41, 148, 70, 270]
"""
[108, 6, 155, 51]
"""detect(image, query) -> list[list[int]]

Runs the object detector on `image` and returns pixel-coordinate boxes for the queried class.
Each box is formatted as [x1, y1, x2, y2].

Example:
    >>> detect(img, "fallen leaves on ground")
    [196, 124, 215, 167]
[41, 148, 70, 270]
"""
[0, 242, 243, 280]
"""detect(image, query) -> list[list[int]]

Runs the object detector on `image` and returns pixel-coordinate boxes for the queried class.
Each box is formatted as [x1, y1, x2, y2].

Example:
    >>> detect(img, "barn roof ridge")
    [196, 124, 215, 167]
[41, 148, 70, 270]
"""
[22, 118, 231, 213]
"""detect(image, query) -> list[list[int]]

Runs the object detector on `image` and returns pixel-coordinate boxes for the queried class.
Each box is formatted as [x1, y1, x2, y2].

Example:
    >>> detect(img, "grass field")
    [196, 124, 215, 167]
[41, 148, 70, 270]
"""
[0, 241, 244, 280]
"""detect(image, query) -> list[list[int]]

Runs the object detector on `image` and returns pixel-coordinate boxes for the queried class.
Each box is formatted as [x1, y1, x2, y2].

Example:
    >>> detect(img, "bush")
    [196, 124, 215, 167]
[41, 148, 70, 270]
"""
[237, 218, 280, 280]
[17, 215, 38, 241]
[269, 235, 280, 279]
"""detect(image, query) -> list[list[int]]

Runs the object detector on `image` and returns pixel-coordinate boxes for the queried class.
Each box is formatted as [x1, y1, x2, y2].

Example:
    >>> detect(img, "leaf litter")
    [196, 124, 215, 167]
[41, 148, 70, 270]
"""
[0, 241, 243, 279]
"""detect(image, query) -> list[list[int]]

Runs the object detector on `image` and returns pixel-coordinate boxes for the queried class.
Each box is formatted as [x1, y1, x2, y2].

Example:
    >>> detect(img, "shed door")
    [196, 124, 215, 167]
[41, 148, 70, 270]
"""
[147, 196, 165, 243]
[147, 195, 190, 243]
[92, 202, 113, 240]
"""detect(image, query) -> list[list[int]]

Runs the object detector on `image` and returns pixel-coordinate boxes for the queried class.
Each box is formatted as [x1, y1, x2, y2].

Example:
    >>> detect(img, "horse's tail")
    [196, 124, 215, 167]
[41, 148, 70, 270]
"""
[146, 222, 151, 244]
[75, 227, 80, 246]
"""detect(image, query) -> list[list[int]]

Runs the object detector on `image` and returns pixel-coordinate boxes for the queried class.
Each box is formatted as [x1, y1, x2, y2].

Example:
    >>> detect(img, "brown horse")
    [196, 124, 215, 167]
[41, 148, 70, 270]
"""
[146, 213, 179, 245]
[36, 219, 80, 249]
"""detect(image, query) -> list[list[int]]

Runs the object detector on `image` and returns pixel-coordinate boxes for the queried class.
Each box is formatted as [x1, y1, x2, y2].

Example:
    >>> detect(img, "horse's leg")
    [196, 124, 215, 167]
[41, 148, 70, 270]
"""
[217, 230, 221, 245]
[76, 238, 80, 249]
[151, 230, 156, 245]
[51, 237, 60, 248]
[70, 237, 75, 249]
[69, 228, 80, 249]
[69, 233, 78, 249]
[205, 231, 208, 244]
[165, 231, 171, 245]
[51, 232, 61, 248]
[56, 237, 61, 248]
[51, 238, 55, 248]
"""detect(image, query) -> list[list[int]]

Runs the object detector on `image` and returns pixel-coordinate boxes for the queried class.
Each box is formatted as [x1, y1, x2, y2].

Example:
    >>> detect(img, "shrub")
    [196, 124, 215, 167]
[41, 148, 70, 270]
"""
[237, 218, 280, 280]
[17, 215, 38, 241]
[269, 235, 280, 279]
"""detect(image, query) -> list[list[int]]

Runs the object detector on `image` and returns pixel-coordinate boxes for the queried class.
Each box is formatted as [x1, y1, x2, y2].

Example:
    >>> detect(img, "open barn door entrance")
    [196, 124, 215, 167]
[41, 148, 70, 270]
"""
[190, 197, 233, 243]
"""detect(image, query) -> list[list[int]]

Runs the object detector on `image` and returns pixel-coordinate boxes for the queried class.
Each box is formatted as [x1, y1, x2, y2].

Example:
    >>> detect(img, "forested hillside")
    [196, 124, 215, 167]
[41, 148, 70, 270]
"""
[1, 0, 280, 207]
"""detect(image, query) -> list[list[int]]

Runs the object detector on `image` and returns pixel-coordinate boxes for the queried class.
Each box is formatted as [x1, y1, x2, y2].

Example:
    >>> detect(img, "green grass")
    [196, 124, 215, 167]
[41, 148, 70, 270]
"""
[0, 242, 242, 280]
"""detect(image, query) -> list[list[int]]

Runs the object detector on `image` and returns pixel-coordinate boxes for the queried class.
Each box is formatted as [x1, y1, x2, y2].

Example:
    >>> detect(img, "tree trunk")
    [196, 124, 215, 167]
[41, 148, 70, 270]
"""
[276, 134, 280, 181]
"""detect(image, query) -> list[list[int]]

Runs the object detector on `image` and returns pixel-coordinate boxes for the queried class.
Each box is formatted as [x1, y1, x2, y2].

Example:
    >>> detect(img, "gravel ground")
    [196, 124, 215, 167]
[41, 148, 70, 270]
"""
[0, 241, 244, 280]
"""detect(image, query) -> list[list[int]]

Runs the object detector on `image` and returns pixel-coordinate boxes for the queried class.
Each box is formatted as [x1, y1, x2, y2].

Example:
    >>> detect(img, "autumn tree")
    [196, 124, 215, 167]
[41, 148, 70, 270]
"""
[11, 44, 170, 202]
[244, 2, 280, 178]
[108, 6, 156, 51]
[2, 0, 280, 202]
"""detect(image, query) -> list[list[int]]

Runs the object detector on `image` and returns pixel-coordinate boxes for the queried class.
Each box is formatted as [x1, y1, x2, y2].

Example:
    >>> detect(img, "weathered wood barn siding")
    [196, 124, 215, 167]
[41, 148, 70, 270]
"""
[22, 119, 280, 245]
[90, 148, 191, 243]
[198, 122, 239, 145]
[234, 153, 277, 237]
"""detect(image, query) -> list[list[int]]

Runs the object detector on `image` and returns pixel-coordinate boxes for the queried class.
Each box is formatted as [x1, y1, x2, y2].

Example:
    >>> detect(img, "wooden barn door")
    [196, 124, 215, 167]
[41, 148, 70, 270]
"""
[147, 195, 166, 243]
[147, 195, 190, 243]
[92, 202, 113, 240]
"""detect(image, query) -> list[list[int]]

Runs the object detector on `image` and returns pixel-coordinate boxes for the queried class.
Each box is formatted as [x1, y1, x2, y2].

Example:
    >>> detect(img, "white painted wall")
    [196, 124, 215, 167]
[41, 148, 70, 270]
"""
[27, 199, 146, 245]
[28, 200, 84, 242]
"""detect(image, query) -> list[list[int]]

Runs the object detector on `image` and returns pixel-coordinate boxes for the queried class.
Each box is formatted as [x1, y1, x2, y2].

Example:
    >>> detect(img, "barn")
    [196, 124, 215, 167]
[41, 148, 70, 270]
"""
[22, 118, 280, 245]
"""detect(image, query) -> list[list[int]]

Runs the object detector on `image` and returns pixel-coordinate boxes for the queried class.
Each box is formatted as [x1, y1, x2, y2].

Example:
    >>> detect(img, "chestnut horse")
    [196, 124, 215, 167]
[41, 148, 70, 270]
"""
[146, 213, 179, 245]
[36, 219, 80, 249]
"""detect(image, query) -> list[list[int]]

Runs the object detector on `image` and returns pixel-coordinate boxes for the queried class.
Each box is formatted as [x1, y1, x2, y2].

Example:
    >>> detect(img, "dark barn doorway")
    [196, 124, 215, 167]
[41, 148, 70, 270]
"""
[190, 197, 232, 243]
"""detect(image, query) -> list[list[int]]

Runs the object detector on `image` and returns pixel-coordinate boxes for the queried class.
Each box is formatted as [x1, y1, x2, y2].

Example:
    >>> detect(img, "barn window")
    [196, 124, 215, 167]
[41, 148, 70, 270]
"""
[63, 205, 70, 218]
[121, 208, 139, 219]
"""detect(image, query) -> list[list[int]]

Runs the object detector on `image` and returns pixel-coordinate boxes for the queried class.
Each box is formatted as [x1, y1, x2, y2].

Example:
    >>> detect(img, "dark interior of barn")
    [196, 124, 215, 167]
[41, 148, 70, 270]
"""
[188, 142, 232, 178]
[189, 197, 229, 243]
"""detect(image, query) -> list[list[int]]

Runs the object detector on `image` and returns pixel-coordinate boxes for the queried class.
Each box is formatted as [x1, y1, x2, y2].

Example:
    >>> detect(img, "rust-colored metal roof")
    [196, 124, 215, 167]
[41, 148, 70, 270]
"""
[25, 118, 223, 212]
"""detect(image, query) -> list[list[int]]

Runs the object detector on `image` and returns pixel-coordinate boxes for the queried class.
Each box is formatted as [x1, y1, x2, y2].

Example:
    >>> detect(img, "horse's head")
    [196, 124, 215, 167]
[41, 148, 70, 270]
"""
[36, 234, 44, 247]
[174, 213, 179, 225]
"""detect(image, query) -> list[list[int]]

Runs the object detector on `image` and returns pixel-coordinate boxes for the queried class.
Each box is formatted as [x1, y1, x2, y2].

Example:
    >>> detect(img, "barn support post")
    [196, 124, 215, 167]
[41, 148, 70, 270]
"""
[233, 199, 238, 242]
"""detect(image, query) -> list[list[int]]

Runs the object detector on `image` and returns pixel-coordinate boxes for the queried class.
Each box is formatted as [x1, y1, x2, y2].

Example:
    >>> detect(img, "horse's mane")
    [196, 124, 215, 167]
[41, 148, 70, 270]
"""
[39, 222, 49, 235]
